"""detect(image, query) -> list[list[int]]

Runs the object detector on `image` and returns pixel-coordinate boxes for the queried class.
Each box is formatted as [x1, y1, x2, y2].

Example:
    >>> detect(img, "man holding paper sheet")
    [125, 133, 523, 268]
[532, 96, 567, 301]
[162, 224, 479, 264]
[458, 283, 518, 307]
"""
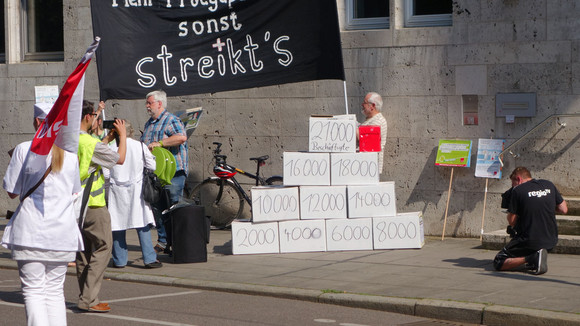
[361, 92, 387, 174]
[493, 167, 567, 275]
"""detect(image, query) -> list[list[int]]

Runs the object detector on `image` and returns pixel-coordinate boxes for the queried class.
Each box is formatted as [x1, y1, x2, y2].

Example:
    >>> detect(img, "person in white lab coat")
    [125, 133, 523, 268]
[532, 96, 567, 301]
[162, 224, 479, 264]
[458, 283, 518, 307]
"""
[2, 103, 84, 326]
[107, 121, 162, 269]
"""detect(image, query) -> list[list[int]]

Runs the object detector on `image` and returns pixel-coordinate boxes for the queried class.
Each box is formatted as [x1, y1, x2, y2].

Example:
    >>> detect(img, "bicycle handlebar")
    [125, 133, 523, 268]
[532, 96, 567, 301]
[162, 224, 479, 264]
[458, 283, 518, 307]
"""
[211, 142, 270, 174]
[212, 142, 222, 155]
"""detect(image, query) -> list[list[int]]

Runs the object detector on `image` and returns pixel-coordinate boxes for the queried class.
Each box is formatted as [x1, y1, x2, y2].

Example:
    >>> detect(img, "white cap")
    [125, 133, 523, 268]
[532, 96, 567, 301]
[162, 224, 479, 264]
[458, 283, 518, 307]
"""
[34, 103, 53, 119]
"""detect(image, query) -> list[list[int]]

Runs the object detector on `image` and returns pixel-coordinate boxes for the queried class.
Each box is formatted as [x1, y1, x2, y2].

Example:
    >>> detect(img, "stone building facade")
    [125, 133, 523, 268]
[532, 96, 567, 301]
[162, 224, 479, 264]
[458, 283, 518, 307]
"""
[1, 0, 579, 237]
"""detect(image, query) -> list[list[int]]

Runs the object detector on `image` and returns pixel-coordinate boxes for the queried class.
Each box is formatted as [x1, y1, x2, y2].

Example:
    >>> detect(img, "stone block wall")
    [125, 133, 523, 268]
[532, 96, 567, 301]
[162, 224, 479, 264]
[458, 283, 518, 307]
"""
[1, 0, 579, 238]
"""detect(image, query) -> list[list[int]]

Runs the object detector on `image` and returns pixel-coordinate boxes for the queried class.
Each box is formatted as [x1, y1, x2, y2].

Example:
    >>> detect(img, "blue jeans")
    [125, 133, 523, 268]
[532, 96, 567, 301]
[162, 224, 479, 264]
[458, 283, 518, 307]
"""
[154, 170, 186, 244]
[112, 226, 157, 266]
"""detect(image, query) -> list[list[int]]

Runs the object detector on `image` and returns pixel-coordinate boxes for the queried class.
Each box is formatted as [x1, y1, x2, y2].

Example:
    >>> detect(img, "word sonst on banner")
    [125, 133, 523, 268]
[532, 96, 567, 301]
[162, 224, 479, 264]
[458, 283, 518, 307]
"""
[136, 33, 292, 88]
[178, 12, 242, 36]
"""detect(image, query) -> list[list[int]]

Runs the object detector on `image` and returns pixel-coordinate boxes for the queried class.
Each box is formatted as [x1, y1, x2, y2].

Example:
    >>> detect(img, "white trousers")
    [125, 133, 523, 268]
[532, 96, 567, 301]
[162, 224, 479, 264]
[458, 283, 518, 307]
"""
[17, 261, 68, 326]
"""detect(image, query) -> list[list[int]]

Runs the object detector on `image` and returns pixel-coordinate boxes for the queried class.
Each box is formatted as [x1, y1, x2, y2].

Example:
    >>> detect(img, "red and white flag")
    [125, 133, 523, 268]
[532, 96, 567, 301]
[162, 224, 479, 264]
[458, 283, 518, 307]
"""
[14, 37, 100, 198]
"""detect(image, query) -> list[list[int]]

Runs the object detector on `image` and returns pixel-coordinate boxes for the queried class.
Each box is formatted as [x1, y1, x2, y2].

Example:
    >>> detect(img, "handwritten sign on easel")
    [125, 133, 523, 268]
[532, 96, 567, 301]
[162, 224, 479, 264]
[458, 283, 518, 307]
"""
[475, 138, 505, 240]
[435, 139, 472, 240]
[435, 140, 472, 167]
[475, 139, 504, 179]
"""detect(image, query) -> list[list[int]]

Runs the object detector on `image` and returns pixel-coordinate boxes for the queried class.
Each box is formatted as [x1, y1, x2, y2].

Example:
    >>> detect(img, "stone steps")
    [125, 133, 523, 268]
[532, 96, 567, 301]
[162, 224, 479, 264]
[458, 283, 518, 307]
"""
[481, 215, 580, 255]
[562, 196, 580, 216]
[557, 215, 580, 235]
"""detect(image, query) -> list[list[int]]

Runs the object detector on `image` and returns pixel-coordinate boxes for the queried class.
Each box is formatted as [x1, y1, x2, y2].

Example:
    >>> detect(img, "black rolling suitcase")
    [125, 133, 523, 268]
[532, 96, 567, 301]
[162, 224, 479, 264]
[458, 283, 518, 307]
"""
[165, 204, 209, 263]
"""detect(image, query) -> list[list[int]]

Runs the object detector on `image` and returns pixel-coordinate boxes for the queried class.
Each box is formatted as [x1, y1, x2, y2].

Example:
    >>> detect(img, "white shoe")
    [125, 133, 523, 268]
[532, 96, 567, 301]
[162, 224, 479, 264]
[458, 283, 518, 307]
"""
[533, 248, 548, 275]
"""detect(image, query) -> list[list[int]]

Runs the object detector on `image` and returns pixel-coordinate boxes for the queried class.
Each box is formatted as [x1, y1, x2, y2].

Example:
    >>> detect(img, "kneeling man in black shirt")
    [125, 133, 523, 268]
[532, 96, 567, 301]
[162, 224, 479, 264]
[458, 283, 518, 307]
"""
[493, 167, 568, 274]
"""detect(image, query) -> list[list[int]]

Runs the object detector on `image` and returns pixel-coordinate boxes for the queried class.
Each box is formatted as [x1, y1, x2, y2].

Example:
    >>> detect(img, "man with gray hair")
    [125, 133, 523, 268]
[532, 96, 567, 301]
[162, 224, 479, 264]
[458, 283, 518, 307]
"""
[361, 92, 387, 174]
[141, 90, 188, 254]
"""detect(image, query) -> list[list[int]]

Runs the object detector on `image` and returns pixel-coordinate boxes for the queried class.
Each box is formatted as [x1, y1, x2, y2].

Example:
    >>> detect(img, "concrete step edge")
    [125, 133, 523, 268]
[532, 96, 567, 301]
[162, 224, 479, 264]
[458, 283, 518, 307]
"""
[556, 215, 580, 235]
[481, 230, 580, 254]
[555, 215, 580, 221]
[562, 196, 580, 201]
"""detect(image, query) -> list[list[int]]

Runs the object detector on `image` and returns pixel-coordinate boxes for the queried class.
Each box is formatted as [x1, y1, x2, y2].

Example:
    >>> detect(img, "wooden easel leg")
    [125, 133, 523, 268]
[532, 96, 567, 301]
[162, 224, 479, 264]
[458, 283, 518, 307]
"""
[442, 167, 454, 241]
[480, 178, 489, 241]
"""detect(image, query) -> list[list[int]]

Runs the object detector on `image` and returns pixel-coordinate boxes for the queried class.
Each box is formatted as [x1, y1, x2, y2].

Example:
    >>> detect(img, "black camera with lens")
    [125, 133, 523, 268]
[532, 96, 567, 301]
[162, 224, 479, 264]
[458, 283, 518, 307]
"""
[102, 119, 117, 130]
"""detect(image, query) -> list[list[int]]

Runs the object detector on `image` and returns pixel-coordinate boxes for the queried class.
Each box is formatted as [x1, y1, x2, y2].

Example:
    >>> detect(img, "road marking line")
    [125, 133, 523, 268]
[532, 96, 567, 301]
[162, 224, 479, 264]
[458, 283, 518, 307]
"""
[66, 310, 198, 326]
[475, 291, 502, 299]
[314, 319, 336, 323]
[104, 290, 203, 303]
[530, 297, 547, 303]
[0, 293, 201, 325]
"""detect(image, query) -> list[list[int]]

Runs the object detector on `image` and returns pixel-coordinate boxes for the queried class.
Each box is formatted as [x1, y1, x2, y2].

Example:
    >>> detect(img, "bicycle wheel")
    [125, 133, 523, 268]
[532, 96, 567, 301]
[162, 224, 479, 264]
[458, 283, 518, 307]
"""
[189, 178, 244, 228]
[266, 175, 283, 185]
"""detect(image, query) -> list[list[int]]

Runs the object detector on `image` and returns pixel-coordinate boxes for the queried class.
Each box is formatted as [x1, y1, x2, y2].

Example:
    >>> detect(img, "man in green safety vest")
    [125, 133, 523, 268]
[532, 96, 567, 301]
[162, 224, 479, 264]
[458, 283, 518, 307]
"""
[75, 100, 127, 313]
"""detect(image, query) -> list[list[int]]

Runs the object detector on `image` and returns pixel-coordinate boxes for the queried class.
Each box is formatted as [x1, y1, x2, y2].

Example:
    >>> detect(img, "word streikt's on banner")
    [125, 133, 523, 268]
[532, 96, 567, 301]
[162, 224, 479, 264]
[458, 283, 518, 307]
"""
[91, 0, 345, 100]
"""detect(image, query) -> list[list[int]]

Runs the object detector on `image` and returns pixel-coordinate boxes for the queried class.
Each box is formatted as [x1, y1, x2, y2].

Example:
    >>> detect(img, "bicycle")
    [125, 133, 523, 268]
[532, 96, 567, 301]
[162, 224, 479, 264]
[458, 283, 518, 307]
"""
[188, 142, 283, 228]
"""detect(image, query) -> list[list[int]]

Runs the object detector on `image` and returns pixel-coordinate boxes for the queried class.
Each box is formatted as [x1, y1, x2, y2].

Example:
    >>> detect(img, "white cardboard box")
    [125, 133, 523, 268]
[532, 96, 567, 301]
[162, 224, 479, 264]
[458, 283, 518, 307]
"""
[251, 186, 300, 223]
[283, 152, 330, 186]
[299, 185, 347, 220]
[331, 152, 380, 185]
[372, 212, 424, 249]
[309, 116, 357, 153]
[231, 221, 280, 255]
[326, 218, 373, 251]
[347, 182, 397, 218]
[279, 219, 327, 253]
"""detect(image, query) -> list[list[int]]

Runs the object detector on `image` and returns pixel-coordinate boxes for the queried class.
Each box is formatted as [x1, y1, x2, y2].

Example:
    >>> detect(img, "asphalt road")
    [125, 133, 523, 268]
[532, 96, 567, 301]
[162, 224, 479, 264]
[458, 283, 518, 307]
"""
[0, 268, 480, 326]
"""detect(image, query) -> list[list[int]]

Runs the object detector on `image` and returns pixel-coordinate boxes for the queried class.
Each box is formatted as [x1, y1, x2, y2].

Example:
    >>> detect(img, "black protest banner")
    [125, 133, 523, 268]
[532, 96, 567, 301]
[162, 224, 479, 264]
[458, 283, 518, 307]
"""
[90, 0, 345, 100]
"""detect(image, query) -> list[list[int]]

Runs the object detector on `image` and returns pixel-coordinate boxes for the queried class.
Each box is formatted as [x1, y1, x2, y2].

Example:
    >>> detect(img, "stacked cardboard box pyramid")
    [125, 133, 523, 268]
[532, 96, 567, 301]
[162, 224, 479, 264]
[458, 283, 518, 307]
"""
[232, 115, 424, 254]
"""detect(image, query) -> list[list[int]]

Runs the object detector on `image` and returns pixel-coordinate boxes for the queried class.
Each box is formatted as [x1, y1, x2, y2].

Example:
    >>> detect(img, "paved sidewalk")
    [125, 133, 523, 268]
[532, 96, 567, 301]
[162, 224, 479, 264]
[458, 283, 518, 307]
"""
[1, 219, 579, 326]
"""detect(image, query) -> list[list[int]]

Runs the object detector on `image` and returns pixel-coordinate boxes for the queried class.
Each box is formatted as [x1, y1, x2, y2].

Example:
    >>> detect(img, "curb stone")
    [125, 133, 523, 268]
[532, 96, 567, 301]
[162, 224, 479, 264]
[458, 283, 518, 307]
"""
[483, 305, 580, 326]
[318, 292, 416, 315]
[415, 299, 486, 325]
[173, 278, 323, 303]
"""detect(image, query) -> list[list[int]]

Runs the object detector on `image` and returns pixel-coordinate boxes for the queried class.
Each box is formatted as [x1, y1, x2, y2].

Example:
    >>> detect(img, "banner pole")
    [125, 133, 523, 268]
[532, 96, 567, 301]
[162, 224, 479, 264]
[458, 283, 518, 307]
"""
[442, 167, 454, 241]
[343, 81, 349, 114]
[480, 178, 489, 241]
[100, 104, 108, 138]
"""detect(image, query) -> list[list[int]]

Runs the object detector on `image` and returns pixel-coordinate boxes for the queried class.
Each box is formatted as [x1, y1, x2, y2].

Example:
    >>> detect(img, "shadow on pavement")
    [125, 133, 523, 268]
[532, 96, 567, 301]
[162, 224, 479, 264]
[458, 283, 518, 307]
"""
[0, 291, 23, 305]
[213, 239, 232, 255]
[442, 257, 495, 271]
[485, 270, 580, 287]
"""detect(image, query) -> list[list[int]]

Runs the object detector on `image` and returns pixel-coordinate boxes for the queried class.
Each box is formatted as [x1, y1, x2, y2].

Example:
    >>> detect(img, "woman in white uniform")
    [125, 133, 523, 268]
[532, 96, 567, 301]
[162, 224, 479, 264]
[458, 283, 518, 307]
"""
[107, 121, 161, 268]
[2, 141, 83, 326]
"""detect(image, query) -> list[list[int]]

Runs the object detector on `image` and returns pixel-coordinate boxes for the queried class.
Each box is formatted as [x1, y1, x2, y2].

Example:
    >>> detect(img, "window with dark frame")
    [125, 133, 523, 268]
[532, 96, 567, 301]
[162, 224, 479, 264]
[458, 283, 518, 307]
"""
[405, 0, 452, 27]
[346, 0, 390, 30]
[353, 0, 389, 19]
[0, 3, 5, 63]
[24, 0, 64, 61]
[413, 0, 452, 16]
